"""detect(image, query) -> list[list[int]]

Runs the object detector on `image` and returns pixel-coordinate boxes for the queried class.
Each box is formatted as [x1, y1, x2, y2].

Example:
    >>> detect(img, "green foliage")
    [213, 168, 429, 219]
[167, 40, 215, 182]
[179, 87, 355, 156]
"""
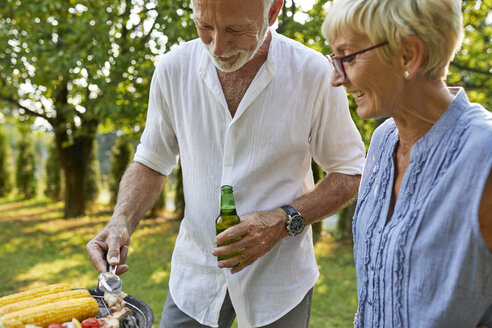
[85, 140, 100, 208]
[448, 0, 492, 109]
[0, 0, 198, 216]
[15, 126, 37, 199]
[0, 0, 198, 132]
[0, 125, 12, 197]
[109, 135, 134, 205]
[44, 140, 62, 201]
[174, 161, 185, 219]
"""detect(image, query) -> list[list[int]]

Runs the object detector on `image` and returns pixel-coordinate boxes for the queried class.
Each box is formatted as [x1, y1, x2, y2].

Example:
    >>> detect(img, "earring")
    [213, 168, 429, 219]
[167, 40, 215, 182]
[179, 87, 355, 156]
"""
[404, 71, 410, 79]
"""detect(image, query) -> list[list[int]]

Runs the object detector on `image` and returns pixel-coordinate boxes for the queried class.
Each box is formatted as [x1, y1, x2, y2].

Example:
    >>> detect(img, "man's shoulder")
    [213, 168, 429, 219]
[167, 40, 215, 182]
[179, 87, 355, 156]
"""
[156, 38, 204, 71]
[271, 31, 330, 76]
[273, 31, 319, 55]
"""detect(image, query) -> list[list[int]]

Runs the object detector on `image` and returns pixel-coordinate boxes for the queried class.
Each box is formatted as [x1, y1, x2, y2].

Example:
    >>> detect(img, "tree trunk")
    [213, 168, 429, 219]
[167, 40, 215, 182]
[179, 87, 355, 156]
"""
[337, 201, 356, 240]
[174, 160, 185, 220]
[311, 160, 324, 244]
[54, 122, 98, 218]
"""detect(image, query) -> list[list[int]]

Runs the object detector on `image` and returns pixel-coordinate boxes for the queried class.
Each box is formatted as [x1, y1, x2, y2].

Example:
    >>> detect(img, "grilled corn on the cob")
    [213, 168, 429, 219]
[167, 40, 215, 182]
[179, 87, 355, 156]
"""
[0, 289, 91, 316]
[0, 297, 99, 328]
[0, 283, 70, 308]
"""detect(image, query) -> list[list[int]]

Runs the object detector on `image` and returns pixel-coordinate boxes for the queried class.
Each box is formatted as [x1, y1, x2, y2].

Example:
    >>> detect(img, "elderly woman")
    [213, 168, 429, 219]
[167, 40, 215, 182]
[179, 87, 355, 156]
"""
[322, 0, 492, 326]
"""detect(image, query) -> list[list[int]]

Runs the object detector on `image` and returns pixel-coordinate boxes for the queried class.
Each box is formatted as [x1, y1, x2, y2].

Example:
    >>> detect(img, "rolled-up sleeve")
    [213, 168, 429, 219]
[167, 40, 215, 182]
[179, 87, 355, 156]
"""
[310, 76, 365, 176]
[134, 61, 179, 176]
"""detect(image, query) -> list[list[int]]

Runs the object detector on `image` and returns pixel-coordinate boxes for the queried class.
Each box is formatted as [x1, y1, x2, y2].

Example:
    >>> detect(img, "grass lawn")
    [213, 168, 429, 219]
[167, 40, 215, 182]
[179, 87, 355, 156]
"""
[0, 197, 357, 327]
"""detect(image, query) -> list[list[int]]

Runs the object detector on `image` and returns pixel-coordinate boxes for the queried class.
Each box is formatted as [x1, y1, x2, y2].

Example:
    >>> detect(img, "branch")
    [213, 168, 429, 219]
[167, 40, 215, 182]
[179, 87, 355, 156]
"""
[451, 62, 491, 76]
[0, 94, 51, 122]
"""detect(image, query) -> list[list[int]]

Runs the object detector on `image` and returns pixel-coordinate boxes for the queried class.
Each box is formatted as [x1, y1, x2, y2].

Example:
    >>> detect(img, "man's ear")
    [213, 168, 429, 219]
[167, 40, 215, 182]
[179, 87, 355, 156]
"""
[400, 35, 424, 79]
[268, 0, 283, 26]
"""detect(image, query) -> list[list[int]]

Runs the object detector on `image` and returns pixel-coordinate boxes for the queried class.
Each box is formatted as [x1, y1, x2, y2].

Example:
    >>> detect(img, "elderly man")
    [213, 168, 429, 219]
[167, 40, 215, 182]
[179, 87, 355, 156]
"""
[86, 0, 365, 327]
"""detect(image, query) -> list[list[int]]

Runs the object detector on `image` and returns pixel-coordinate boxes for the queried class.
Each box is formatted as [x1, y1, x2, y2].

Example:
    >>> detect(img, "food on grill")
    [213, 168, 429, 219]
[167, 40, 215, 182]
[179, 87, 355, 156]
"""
[0, 283, 71, 308]
[0, 282, 144, 328]
[0, 297, 99, 328]
[47, 324, 64, 328]
[71, 318, 82, 328]
[0, 290, 92, 316]
[103, 293, 127, 313]
[80, 318, 99, 328]
[98, 307, 131, 328]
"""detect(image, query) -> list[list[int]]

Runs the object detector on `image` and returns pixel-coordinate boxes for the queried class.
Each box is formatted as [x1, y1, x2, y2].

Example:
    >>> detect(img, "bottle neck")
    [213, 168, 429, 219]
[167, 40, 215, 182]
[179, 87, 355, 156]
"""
[220, 190, 236, 215]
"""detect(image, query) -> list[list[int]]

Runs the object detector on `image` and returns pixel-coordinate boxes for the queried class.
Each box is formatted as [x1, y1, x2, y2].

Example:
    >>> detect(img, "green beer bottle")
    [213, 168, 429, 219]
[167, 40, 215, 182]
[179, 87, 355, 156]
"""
[216, 185, 241, 266]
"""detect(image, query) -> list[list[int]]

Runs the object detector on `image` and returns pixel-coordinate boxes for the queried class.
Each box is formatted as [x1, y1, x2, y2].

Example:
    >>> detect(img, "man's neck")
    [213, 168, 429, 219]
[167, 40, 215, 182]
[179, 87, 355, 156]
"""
[216, 31, 273, 117]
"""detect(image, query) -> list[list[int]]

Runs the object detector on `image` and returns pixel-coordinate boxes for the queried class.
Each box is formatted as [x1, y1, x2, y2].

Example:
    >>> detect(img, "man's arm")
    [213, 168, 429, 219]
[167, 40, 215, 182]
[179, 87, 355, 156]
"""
[214, 172, 361, 273]
[86, 161, 165, 274]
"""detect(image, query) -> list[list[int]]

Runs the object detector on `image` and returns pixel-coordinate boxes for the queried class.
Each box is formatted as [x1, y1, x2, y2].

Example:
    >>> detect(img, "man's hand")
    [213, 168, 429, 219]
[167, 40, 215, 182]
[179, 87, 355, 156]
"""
[213, 208, 288, 274]
[86, 221, 131, 275]
[86, 162, 166, 275]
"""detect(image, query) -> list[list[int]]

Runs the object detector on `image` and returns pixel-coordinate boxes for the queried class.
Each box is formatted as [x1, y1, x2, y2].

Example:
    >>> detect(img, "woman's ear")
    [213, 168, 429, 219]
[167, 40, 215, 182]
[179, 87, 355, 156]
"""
[400, 36, 424, 79]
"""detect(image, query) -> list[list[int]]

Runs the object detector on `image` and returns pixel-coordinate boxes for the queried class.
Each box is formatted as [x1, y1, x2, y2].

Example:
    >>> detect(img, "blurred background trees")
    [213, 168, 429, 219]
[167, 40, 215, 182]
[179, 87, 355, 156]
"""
[0, 0, 490, 238]
[15, 125, 37, 199]
[0, 124, 12, 197]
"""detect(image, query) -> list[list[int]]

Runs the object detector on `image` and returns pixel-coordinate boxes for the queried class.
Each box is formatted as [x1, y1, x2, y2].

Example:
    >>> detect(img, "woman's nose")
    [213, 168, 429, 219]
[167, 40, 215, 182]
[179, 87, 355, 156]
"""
[330, 69, 347, 87]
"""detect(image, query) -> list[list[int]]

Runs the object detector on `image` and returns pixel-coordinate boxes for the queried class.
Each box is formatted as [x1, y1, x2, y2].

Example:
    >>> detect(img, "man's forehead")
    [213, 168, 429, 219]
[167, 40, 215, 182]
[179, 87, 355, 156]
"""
[192, 0, 264, 12]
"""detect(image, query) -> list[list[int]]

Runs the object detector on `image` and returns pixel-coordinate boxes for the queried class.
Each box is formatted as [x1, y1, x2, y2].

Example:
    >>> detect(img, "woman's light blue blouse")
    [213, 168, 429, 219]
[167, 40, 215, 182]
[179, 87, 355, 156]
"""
[353, 88, 492, 327]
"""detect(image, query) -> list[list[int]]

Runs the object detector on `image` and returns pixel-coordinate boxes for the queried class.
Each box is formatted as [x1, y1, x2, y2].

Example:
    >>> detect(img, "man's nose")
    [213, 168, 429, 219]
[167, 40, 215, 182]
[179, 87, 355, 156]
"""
[211, 29, 232, 56]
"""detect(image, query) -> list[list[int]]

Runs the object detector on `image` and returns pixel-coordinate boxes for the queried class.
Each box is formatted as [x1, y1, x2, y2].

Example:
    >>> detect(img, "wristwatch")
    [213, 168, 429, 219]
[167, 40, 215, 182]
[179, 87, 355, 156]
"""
[281, 205, 305, 236]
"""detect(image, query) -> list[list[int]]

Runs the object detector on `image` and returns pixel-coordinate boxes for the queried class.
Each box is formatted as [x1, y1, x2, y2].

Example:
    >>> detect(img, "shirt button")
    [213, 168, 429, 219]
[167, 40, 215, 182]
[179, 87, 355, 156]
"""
[378, 228, 382, 233]
[367, 299, 373, 306]
[370, 265, 374, 270]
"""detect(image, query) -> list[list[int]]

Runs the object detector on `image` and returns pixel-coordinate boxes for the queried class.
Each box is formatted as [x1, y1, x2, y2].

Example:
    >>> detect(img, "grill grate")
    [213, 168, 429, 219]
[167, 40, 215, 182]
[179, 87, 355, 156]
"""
[87, 290, 152, 328]
[94, 296, 112, 317]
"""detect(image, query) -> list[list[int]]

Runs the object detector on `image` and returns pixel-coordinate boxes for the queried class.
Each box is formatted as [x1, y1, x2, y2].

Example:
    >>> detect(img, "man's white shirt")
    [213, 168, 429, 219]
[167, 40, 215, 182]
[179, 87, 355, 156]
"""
[134, 28, 365, 328]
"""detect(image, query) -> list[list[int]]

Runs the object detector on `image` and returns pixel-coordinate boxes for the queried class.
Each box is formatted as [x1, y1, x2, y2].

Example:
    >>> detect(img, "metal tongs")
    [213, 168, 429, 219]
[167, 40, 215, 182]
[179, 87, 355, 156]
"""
[97, 265, 123, 294]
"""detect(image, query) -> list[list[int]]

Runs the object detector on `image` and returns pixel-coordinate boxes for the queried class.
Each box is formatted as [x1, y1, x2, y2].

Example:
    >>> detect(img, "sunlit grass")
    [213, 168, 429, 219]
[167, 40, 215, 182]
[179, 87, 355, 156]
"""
[0, 198, 357, 327]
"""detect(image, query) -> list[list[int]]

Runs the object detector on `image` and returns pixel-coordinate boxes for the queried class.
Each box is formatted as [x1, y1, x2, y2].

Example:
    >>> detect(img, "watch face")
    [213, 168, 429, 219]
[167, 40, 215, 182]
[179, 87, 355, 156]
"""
[289, 214, 305, 235]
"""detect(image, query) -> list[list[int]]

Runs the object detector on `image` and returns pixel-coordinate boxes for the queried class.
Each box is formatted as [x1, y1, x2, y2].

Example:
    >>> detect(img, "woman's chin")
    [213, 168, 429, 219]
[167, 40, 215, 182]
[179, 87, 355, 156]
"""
[356, 107, 373, 120]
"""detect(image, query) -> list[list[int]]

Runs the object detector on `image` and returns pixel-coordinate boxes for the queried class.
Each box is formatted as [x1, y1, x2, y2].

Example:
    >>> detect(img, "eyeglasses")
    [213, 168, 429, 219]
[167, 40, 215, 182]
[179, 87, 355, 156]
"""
[327, 41, 389, 80]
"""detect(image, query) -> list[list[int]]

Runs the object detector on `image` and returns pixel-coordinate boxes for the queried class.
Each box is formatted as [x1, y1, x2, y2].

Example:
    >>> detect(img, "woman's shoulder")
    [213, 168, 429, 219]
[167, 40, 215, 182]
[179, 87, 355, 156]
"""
[460, 105, 492, 156]
[367, 118, 396, 151]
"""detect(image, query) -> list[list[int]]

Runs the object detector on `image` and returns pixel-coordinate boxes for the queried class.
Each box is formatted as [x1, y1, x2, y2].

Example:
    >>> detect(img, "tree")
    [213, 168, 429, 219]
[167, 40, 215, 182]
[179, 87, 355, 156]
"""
[311, 160, 324, 243]
[0, 0, 197, 217]
[174, 160, 185, 220]
[15, 125, 37, 198]
[0, 124, 12, 197]
[448, 0, 492, 110]
[109, 135, 134, 205]
[85, 139, 100, 209]
[44, 140, 62, 201]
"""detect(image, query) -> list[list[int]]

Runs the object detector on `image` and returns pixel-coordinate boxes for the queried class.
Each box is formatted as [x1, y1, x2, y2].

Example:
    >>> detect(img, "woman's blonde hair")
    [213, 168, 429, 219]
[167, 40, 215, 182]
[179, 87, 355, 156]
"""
[322, 0, 464, 80]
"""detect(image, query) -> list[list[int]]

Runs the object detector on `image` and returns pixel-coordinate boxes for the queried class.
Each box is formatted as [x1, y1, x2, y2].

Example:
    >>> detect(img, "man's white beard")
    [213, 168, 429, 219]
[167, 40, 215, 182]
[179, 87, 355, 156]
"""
[205, 18, 269, 73]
